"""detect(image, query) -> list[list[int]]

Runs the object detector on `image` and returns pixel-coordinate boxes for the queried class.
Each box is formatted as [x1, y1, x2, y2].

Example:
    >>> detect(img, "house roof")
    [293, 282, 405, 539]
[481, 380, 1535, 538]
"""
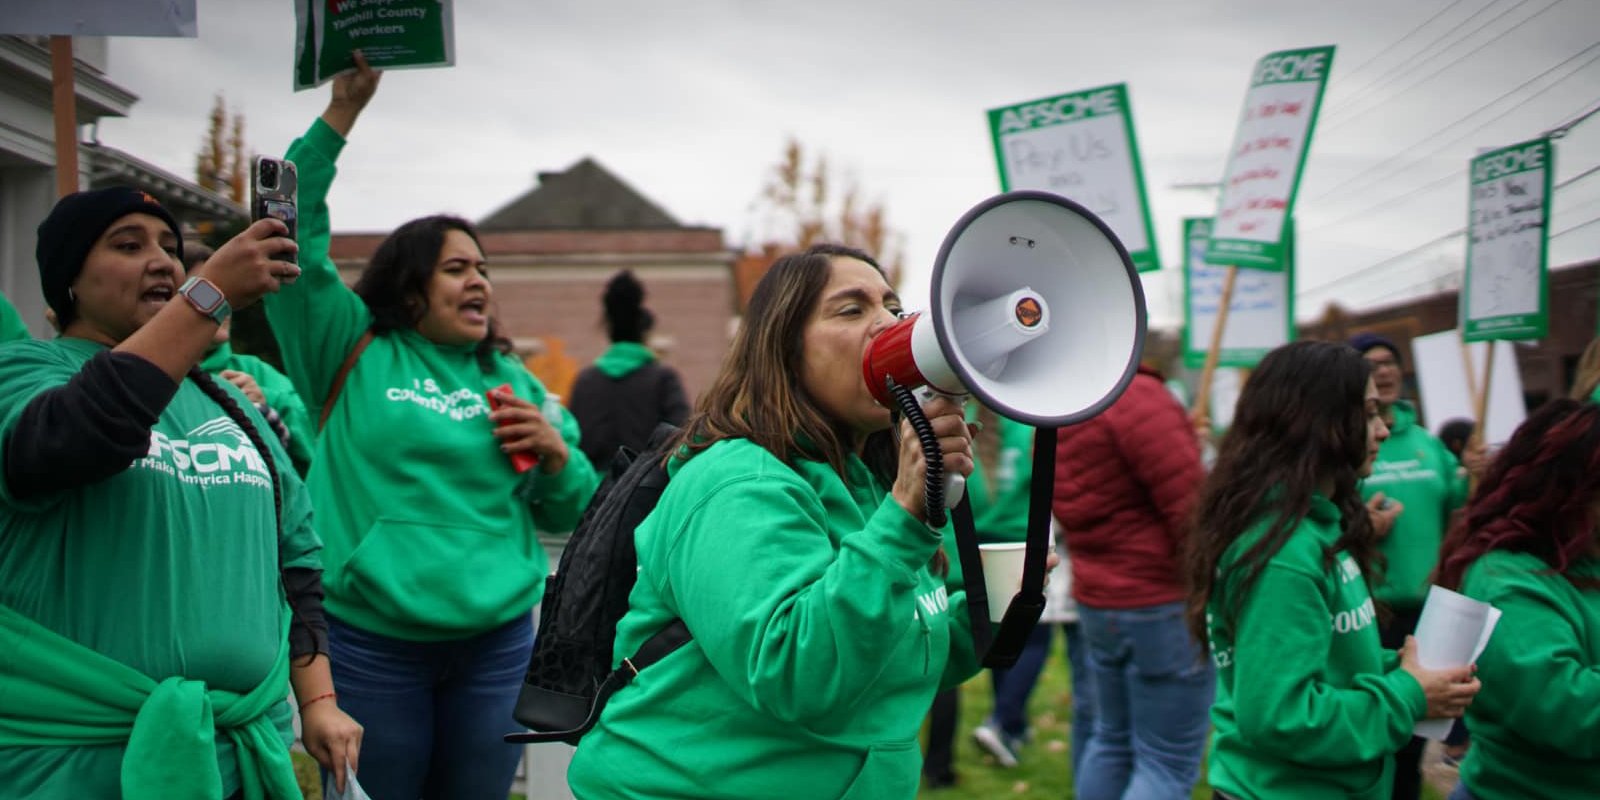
[478, 157, 681, 230]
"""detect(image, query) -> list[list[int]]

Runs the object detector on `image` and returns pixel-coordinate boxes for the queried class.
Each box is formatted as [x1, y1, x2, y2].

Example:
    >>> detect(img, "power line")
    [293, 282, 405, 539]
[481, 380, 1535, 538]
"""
[1552, 213, 1600, 239]
[1362, 212, 1600, 305]
[1548, 99, 1600, 137]
[1299, 162, 1600, 298]
[1329, 0, 1473, 92]
[1322, 0, 1504, 120]
[1325, 0, 1562, 132]
[1304, 43, 1600, 215]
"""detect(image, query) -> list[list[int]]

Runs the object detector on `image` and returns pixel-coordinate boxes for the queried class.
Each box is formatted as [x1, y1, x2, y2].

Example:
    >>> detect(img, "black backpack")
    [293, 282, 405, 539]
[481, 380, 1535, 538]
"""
[506, 423, 690, 745]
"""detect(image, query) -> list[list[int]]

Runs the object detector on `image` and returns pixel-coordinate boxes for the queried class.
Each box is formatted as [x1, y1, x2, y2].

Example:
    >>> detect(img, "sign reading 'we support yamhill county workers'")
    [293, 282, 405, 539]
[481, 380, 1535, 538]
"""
[294, 0, 455, 90]
[988, 84, 1161, 271]
[1205, 46, 1334, 271]
[1462, 137, 1552, 342]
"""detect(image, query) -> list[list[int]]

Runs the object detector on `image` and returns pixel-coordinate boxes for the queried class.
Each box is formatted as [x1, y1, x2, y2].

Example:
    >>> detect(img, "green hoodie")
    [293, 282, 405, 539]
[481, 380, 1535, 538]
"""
[1206, 494, 1426, 800]
[1456, 550, 1600, 800]
[200, 342, 315, 477]
[593, 341, 655, 379]
[567, 439, 980, 800]
[264, 119, 598, 641]
[964, 410, 1033, 544]
[0, 337, 319, 797]
[0, 293, 28, 343]
[1360, 401, 1468, 608]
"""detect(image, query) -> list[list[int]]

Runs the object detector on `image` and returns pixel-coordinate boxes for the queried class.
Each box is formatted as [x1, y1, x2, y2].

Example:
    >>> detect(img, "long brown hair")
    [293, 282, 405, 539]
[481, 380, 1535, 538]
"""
[1183, 340, 1380, 645]
[671, 244, 895, 479]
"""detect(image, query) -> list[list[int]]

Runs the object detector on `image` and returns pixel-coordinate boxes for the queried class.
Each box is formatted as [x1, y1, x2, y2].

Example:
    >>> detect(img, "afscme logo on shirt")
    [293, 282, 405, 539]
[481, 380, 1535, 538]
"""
[137, 417, 271, 485]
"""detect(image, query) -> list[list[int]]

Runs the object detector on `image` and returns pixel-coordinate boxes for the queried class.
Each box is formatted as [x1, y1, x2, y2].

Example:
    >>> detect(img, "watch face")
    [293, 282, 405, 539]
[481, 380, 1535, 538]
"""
[184, 279, 224, 311]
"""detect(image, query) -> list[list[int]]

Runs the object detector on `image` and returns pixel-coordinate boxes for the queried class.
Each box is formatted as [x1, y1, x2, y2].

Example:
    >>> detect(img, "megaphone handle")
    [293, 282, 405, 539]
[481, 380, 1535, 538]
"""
[944, 471, 966, 509]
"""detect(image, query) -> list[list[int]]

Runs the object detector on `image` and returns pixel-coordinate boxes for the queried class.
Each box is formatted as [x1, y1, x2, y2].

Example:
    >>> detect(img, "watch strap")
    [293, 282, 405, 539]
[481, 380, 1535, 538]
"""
[179, 277, 232, 324]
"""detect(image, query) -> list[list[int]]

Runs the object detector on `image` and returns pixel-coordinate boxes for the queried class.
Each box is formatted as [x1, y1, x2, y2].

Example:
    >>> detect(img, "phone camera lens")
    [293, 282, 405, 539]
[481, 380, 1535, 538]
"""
[260, 161, 279, 189]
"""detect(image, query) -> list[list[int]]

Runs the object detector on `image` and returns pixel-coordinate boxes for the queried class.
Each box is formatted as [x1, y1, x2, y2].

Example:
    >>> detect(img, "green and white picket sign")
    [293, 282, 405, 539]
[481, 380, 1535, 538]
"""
[1461, 137, 1552, 342]
[295, 0, 454, 90]
[1183, 217, 1295, 369]
[988, 83, 1162, 272]
[1205, 45, 1335, 272]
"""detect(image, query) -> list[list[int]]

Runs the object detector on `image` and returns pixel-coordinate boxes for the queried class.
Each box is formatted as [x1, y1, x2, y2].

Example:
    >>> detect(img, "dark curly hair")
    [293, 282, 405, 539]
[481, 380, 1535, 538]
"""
[352, 215, 511, 370]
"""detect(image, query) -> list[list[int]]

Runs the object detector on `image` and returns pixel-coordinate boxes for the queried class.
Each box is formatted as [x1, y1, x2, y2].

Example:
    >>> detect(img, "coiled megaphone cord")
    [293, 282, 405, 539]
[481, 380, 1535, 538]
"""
[884, 377, 946, 528]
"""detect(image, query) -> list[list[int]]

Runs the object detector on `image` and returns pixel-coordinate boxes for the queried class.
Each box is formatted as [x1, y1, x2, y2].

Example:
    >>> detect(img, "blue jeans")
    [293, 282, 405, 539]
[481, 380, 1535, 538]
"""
[326, 612, 534, 800]
[1074, 601, 1214, 800]
[1448, 782, 1479, 800]
[1063, 621, 1095, 774]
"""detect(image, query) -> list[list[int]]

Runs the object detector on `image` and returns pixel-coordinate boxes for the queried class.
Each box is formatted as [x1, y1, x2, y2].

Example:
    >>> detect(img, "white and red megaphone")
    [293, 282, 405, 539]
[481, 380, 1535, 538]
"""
[861, 191, 1148, 507]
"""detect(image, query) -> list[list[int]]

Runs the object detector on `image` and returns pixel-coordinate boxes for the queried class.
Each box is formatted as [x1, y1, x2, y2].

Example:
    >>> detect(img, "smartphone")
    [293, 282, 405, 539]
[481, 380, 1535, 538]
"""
[251, 156, 298, 263]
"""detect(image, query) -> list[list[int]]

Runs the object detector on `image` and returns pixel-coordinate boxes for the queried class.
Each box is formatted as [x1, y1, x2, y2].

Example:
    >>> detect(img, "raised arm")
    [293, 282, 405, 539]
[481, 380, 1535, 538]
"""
[263, 54, 383, 411]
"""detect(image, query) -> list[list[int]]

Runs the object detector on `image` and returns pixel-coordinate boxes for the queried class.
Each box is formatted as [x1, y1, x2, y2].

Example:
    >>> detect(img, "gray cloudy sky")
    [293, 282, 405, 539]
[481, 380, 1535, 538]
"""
[96, 0, 1600, 328]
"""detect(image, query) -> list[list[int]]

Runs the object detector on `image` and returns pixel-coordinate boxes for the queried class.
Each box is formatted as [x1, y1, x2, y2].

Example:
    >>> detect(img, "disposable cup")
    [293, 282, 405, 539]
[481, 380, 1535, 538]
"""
[978, 542, 1027, 622]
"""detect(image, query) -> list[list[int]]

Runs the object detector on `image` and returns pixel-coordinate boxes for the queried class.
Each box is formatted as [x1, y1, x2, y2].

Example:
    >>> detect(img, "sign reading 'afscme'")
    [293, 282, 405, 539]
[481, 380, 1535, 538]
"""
[988, 84, 1161, 272]
[294, 0, 454, 90]
[1205, 45, 1335, 272]
[1462, 137, 1552, 342]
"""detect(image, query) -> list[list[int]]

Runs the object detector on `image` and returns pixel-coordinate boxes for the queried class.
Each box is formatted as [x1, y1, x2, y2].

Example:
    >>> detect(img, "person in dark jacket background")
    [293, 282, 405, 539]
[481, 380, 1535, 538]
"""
[1053, 361, 1211, 800]
[568, 270, 690, 468]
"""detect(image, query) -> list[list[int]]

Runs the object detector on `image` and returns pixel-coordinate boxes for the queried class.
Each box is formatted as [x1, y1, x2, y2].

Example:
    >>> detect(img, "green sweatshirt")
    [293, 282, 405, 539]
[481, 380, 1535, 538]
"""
[0, 293, 29, 343]
[201, 342, 315, 477]
[1360, 401, 1468, 608]
[264, 119, 598, 641]
[593, 341, 655, 379]
[965, 411, 1033, 544]
[567, 439, 980, 800]
[1206, 494, 1426, 800]
[0, 337, 318, 798]
[1456, 550, 1600, 800]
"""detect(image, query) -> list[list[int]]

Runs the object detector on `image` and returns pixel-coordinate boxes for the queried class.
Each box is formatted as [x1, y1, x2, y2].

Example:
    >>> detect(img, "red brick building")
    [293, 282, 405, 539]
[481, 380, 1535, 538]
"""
[326, 158, 739, 402]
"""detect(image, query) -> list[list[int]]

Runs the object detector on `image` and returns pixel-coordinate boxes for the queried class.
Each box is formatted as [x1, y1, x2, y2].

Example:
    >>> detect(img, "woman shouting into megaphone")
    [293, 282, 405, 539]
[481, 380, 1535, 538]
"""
[568, 244, 982, 800]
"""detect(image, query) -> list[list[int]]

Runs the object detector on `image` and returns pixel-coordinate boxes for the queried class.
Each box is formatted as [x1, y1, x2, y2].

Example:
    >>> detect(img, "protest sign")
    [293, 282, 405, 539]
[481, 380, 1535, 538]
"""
[295, 0, 454, 90]
[1, 0, 197, 36]
[989, 84, 1161, 271]
[1462, 137, 1551, 342]
[1183, 217, 1294, 369]
[1205, 45, 1335, 271]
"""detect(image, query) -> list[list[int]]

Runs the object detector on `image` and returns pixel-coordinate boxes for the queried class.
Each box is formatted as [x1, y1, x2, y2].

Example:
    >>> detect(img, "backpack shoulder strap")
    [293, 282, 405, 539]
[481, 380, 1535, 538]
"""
[318, 330, 375, 431]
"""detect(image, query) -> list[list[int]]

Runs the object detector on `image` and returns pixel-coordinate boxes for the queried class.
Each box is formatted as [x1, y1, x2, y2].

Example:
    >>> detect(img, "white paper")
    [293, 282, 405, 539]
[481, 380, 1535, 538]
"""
[1410, 330, 1526, 446]
[1411, 585, 1500, 739]
[323, 771, 373, 800]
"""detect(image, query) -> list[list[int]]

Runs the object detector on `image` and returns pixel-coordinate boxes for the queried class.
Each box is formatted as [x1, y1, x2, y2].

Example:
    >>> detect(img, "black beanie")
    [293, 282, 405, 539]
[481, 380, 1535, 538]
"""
[1348, 332, 1403, 367]
[35, 186, 183, 328]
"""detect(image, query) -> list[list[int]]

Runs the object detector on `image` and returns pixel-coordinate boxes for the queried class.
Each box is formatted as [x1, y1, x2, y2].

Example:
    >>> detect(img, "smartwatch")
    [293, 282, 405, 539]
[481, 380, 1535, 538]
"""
[179, 277, 231, 325]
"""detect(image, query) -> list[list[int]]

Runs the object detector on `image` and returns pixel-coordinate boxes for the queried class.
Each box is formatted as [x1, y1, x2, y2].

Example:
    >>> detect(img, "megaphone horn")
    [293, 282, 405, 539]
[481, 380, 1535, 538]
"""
[863, 189, 1147, 429]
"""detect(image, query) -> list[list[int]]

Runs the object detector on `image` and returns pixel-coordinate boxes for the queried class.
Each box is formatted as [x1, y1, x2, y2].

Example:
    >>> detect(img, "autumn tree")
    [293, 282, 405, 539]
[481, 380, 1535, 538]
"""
[195, 94, 249, 204]
[752, 139, 905, 287]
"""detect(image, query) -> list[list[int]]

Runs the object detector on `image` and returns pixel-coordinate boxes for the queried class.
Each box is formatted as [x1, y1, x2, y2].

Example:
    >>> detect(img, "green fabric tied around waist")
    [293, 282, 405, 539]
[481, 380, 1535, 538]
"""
[0, 603, 302, 800]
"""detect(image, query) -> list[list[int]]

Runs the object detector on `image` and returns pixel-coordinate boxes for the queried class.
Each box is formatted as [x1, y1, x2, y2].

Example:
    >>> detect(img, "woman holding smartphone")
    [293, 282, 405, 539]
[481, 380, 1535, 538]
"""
[1184, 340, 1481, 800]
[264, 56, 598, 799]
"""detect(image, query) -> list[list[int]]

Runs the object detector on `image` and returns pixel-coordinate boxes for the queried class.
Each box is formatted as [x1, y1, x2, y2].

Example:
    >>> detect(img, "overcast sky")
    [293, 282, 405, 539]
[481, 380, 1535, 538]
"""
[95, 0, 1600, 328]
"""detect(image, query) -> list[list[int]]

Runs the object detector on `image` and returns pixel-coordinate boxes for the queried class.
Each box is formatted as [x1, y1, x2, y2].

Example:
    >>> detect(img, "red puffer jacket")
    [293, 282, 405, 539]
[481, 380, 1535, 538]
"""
[1053, 366, 1202, 608]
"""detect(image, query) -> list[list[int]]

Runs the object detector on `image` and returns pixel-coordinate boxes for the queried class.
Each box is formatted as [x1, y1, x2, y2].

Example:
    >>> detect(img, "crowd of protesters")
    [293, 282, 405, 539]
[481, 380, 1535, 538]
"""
[2, 56, 1597, 800]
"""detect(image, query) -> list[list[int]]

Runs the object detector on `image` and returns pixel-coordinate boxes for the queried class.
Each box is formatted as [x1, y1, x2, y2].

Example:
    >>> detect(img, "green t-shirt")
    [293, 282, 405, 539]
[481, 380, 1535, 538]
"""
[1456, 550, 1600, 800]
[567, 439, 979, 800]
[201, 342, 315, 477]
[1206, 494, 1426, 800]
[0, 337, 319, 797]
[1360, 401, 1468, 608]
[266, 118, 598, 641]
